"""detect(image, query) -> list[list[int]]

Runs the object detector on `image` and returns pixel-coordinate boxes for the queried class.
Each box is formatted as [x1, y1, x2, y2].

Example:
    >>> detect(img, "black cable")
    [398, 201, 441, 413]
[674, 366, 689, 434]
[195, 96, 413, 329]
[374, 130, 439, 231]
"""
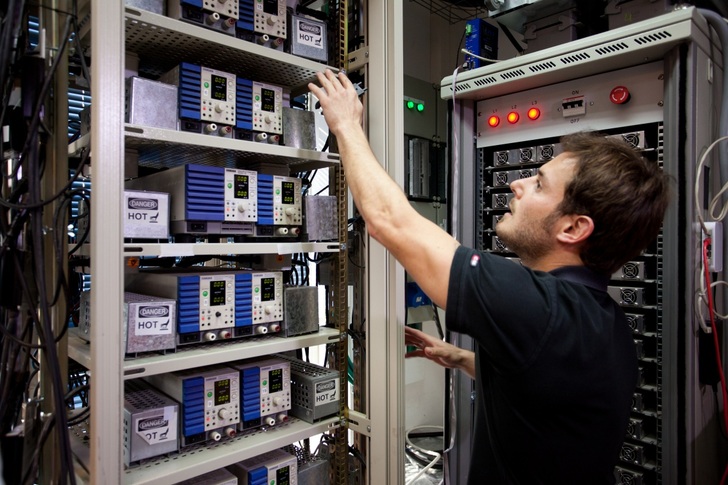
[453, 27, 466, 70]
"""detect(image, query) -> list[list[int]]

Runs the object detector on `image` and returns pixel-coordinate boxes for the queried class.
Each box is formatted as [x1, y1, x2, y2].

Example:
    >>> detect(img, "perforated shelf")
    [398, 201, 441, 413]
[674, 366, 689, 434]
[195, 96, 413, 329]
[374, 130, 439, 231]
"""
[68, 326, 342, 379]
[70, 416, 340, 485]
[125, 7, 335, 91]
[125, 124, 339, 171]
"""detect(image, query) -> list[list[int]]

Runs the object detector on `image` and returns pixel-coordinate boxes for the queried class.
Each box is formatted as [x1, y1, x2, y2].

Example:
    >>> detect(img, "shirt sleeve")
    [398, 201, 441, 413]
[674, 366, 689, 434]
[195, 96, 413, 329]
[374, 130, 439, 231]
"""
[446, 246, 558, 373]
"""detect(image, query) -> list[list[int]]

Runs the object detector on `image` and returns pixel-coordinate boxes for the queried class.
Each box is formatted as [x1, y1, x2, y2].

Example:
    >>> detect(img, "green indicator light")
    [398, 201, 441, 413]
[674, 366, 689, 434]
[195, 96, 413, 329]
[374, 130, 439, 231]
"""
[255, 287, 260, 293]
[262, 380, 267, 386]
[255, 95, 260, 101]
[203, 291, 209, 297]
[207, 392, 212, 397]
[204, 82, 209, 88]
[227, 183, 232, 188]
[406, 100, 415, 110]
[417, 103, 425, 112]
[275, 189, 280, 194]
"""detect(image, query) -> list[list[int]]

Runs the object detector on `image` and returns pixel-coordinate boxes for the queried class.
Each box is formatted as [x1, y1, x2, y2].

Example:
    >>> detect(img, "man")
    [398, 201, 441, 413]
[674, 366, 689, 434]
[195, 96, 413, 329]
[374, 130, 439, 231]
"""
[309, 70, 670, 484]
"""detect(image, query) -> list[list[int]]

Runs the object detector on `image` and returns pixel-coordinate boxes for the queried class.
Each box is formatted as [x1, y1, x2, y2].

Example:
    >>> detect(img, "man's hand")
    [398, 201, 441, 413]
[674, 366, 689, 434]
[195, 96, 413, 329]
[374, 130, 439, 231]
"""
[405, 326, 476, 379]
[308, 70, 363, 138]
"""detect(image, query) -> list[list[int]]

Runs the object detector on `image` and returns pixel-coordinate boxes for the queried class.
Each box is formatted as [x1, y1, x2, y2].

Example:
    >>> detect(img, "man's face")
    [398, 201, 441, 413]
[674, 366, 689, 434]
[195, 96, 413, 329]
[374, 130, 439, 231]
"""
[495, 153, 577, 261]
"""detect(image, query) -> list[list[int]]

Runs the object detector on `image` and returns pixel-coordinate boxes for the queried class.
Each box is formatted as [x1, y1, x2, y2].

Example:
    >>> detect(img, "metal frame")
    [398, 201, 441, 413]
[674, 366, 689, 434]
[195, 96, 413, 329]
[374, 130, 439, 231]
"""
[365, 1, 405, 484]
[89, 0, 125, 482]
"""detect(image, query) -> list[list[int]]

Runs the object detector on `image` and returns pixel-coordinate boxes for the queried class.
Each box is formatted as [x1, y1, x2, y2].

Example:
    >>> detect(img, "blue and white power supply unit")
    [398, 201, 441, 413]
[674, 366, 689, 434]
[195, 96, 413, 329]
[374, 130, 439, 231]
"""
[254, 174, 302, 237]
[168, 0, 239, 36]
[125, 164, 258, 237]
[235, 78, 284, 143]
[158, 62, 237, 137]
[236, 0, 287, 49]
[127, 269, 283, 345]
[229, 357, 291, 431]
[227, 448, 298, 485]
[144, 365, 240, 446]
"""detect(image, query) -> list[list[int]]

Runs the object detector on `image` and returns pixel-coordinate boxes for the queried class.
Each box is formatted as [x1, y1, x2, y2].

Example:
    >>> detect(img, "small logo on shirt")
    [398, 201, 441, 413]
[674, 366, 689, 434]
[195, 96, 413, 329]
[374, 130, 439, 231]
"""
[470, 254, 480, 267]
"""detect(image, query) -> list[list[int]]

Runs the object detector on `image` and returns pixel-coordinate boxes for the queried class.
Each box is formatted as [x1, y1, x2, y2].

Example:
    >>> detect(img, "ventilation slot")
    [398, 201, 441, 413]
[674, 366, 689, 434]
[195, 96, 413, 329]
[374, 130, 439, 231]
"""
[529, 61, 556, 73]
[559, 52, 591, 64]
[634, 30, 672, 45]
[595, 42, 629, 55]
[474, 77, 498, 86]
[500, 69, 525, 80]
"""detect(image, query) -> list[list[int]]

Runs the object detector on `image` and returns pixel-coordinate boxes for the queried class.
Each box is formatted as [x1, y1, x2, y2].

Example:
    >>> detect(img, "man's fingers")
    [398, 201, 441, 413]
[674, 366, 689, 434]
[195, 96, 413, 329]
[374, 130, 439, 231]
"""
[337, 71, 354, 90]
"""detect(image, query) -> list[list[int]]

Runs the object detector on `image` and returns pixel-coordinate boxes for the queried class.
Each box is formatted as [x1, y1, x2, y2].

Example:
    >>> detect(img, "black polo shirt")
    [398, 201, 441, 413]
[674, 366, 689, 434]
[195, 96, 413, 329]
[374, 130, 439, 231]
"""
[446, 246, 637, 484]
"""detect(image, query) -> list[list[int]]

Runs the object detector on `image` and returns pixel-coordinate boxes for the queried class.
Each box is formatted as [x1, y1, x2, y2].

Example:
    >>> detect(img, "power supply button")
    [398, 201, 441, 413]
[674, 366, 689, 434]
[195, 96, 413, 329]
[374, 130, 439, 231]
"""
[610, 86, 631, 105]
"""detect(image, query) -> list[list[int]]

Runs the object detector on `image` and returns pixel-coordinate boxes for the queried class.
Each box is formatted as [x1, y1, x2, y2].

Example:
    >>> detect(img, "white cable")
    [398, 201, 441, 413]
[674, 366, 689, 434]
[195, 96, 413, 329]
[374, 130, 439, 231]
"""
[460, 48, 498, 64]
[693, 135, 728, 233]
[405, 425, 443, 485]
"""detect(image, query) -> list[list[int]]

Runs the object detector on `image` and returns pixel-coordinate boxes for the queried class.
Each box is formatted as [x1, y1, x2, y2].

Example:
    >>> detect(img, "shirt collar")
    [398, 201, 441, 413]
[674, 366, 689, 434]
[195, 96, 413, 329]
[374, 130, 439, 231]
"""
[549, 265, 609, 292]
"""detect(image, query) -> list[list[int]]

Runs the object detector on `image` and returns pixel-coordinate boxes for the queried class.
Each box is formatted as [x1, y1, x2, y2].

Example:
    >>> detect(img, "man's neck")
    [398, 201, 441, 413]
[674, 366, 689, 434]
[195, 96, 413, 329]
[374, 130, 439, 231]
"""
[524, 251, 584, 273]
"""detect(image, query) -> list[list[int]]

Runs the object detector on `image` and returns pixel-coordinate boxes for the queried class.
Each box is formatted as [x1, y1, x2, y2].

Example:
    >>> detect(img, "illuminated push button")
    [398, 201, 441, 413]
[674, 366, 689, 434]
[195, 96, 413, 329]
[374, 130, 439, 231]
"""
[527, 108, 541, 120]
[507, 112, 519, 124]
[488, 115, 500, 127]
[610, 86, 631, 104]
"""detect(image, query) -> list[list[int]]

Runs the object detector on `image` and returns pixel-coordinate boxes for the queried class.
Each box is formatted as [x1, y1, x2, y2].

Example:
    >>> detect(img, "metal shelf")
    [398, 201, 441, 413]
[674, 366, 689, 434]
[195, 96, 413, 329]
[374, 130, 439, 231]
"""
[69, 125, 340, 170]
[68, 326, 341, 379]
[124, 7, 335, 91]
[70, 416, 341, 485]
[125, 124, 339, 170]
[76, 241, 341, 257]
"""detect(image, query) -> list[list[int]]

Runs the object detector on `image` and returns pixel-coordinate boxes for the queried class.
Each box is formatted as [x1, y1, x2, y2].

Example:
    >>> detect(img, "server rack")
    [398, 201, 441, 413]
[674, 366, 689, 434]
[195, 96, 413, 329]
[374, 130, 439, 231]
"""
[442, 7, 723, 484]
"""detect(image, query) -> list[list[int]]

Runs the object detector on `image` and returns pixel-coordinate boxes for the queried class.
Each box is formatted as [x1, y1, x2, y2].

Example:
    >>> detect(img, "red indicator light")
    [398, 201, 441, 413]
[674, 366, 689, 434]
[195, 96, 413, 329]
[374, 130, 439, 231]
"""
[527, 108, 541, 120]
[507, 112, 519, 124]
[488, 115, 500, 127]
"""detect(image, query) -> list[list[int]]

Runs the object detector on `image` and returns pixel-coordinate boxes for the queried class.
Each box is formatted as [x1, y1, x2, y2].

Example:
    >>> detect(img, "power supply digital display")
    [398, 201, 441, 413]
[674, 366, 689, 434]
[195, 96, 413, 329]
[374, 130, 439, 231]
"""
[261, 88, 275, 112]
[281, 181, 295, 204]
[263, 0, 278, 15]
[234, 174, 249, 199]
[261, 277, 275, 301]
[211, 75, 227, 101]
[210, 280, 226, 306]
[269, 368, 283, 393]
[276, 466, 290, 485]
[214, 379, 231, 405]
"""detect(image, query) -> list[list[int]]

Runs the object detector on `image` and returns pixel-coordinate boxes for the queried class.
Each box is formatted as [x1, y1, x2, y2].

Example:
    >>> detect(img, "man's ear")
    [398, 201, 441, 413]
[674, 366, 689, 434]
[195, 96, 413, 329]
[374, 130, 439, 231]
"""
[555, 214, 594, 245]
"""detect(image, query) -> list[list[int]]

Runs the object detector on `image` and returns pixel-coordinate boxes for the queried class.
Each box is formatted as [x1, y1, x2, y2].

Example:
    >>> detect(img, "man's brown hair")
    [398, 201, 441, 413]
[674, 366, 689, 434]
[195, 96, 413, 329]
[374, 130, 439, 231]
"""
[557, 132, 671, 275]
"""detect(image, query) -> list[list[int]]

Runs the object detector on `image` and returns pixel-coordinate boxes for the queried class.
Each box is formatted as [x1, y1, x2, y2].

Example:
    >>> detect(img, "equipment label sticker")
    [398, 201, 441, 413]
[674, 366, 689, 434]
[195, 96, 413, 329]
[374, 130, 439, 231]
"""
[135, 406, 177, 445]
[297, 19, 323, 49]
[314, 378, 339, 406]
[134, 305, 173, 336]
